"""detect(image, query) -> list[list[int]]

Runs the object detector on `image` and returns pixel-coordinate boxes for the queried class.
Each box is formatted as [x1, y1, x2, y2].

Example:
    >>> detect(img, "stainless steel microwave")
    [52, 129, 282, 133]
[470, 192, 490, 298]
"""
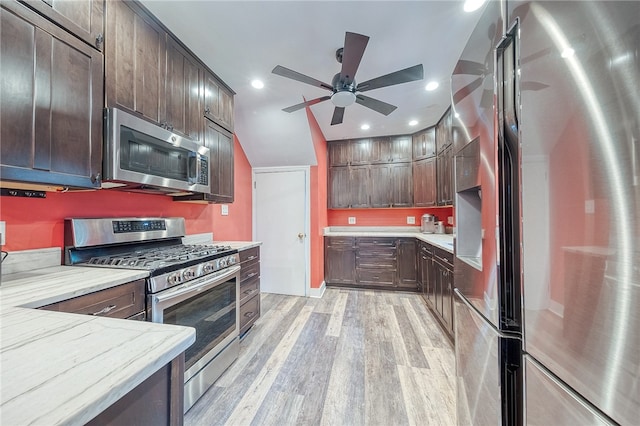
[103, 108, 211, 194]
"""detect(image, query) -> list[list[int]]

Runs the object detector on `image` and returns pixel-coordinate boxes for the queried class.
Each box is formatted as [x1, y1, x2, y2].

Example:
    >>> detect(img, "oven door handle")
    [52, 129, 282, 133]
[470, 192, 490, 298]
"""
[152, 265, 241, 308]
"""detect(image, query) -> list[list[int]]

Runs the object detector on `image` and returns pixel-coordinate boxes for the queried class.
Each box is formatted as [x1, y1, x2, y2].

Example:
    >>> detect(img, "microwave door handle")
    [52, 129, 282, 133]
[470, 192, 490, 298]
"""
[187, 151, 199, 185]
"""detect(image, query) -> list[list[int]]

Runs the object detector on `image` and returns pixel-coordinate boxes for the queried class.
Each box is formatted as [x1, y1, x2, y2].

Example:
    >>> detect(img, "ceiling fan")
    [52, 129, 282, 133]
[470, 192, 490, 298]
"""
[272, 31, 424, 126]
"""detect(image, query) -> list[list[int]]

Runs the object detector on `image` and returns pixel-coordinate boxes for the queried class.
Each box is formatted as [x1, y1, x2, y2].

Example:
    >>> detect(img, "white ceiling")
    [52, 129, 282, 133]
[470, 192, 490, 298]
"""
[139, 1, 483, 167]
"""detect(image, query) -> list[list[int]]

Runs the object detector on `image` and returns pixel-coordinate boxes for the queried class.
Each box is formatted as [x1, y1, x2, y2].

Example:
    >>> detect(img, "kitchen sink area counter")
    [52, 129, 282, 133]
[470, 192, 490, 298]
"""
[0, 264, 195, 425]
[324, 226, 454, 253]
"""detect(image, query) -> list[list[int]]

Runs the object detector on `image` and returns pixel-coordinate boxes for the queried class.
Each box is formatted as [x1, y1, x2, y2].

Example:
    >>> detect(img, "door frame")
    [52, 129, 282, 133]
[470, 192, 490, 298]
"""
[252, 166, 311, 297]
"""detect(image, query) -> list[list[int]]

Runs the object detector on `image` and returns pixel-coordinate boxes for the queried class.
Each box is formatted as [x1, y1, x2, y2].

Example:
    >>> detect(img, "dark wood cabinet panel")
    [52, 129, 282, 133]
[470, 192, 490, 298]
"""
[413, 127, 436, 159]
[350, 138, 373, 165]
[328, 166, 351, 208]
[105, 0, 165, 124]
[165, 36, 202, 142]
[349, 165, 370, 208]
[413, 157, 437, 207]
[328, 141, 351, 166]
[437, 145, 453, 206]
[39, 279, 146, 319]
[240, 293, 260, 335]
[204, 71, 234, 132]
[397, 239, 417, 289]
[205, 120, 234, 202]
[1, 1, 102, 189]
[369, 164, 391, 208]
[20, 0, 104, 50]
[389, 135, 413, 162]
[436, 107, 452, 154]
[239, 247, 260, 337]
[390, 162, 413, 207]
[324, 237, 356, 285]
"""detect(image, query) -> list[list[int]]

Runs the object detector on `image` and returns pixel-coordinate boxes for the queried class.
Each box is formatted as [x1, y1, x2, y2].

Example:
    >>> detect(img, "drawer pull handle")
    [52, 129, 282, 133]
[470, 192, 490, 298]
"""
[247, 255, 257, 261]
[243, 288, 258, 296]
[244, 311, 255, 318]
[247, 272, 257, 278]
[92, 304, 117, 316]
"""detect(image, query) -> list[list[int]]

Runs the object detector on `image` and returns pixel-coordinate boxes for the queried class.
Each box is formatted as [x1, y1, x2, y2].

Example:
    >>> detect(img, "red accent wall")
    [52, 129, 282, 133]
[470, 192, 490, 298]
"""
[0, 134, 253, 252]
[305, 106, 328, 290]
[328, 207, 453, 227]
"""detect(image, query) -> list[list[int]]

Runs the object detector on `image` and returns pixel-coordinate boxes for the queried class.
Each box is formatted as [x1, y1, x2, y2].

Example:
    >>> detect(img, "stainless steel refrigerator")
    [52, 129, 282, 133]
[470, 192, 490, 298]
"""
[452, 1, 639, 425]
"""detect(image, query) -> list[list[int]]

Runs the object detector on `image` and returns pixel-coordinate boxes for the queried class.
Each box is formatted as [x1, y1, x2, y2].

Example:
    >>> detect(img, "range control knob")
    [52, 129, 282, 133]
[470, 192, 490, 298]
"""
[228, 256, 237, 265]
[168, 273, 181, 285]
[203, 263, 215, 274]
[219, 258, 228, 268]
[182, 268, 196, 281]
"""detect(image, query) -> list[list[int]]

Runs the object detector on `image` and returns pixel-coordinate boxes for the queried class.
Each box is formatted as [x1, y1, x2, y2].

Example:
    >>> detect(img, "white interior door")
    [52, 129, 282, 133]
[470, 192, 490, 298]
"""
[253, 167, 308, 296]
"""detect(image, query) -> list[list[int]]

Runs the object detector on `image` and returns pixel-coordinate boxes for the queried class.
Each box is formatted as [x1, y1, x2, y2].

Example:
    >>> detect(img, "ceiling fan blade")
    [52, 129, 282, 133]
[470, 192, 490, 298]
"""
[452, 77, 483, 105]
[282, 96, 331, 113]
[355, 94, 397, 116]
[356, 64, 424, 92]
[272, 65, 333, 91]
[331, 107, 345, 125]
[340, 32, 369, 85]
[453, 60, 486, 76]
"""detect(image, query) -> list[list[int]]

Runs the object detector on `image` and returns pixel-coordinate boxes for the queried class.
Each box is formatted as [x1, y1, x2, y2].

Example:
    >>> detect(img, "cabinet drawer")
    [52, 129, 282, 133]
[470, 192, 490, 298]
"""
[240, 260, 260, 283]
[356, 237, 396, 248]
[240, 294, 260, 333]
[240, 277, 260, 305]
[39, 279, 145, 319]
[356, 256, 396, 269]
[356, 268, 395, 286]
[325, 236, 355, 248]
[239, 247, 260, 263]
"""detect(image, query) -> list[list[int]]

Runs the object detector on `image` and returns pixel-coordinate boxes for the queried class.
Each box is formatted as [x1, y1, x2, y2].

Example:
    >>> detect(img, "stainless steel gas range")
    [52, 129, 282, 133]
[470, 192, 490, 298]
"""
[64, 217, 240, 412]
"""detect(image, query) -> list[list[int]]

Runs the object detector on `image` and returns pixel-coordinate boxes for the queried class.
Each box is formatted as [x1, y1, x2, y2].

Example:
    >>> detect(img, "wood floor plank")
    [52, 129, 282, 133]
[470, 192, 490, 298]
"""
[185, 288, 456, 426]
[224, 304, 315, 425]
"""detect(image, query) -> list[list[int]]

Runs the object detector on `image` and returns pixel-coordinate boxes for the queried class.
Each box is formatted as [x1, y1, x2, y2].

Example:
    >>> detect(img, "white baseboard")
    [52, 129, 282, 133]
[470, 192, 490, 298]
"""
[549, 299, 564, 318]
[308, 281, 326, 298]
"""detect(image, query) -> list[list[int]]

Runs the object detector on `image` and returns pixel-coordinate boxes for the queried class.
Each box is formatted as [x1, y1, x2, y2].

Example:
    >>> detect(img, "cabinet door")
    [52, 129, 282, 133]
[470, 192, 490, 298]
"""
[105, 0, 165, 125]
[204, 72, 234, 132]
[442, 267, 454, 334]
[20, 0, 104, 50]
[328, 166, 351, 208]
[413, 127, 436, 159]
[350, 138, 372, 165]
[203, 119, 234, 202]
[437, 145, 453, 206]
[328, 141, 351, 166]
[390, 162, 413, 207]
[389, 135, 412, 162]
[413, 157, 437, 207]
[369, 164, 391, 207]
[1, 1, 102, 188]
[397, 239, 417, 289]
[324, 237, 356, 284]
[165, 36, 202, 142]
[436, 107, 452, 154]
[349, 165, 370, 208]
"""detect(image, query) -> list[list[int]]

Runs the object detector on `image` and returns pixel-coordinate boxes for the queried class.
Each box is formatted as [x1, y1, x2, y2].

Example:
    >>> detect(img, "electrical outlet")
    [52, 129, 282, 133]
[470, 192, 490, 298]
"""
[221, 205, 229, 216]
[348, 216, 356, 225]
[407, 216, 415, 225]
[0, 221, 5, 246]
[585, 199, 595, 214]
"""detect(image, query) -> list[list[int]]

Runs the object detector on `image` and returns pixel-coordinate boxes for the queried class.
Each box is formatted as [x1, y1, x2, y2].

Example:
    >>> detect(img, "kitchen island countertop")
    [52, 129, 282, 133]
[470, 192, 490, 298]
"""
[0, 264, 195, 425]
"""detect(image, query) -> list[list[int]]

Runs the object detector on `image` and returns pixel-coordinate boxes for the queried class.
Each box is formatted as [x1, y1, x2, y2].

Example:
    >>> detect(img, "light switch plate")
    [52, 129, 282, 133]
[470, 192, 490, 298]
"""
[407, 216, 415, 224]
[348, 216, 356, 225]
[585, 199, 595, 214]
[0, 221, 5, 246]
[221, 205, 229, 216]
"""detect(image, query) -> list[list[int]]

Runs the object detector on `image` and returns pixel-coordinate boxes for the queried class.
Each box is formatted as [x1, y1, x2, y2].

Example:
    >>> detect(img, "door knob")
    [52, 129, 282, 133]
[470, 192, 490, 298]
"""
[298, 233, 306, 239]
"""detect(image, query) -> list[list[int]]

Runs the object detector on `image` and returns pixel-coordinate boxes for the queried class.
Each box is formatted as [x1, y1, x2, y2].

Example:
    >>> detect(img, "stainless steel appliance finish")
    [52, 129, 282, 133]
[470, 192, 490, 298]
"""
[64, 217, 242, 414]
[420, 214, 437, 233]
[103, 108, 211, 194]
[454, 1, 639, 425]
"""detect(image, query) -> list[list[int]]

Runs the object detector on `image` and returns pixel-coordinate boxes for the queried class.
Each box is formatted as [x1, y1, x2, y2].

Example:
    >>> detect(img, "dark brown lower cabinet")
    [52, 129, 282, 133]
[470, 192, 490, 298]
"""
[420, 242, 454, 340]
[239, 246, 260, 336]
[86, 354, 184, 426]
[324, 237, 418, 291]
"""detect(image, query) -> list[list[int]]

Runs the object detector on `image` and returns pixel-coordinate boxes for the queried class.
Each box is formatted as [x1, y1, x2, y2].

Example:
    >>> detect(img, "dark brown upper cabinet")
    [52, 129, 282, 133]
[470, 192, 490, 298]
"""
[1, 1, 103, 189]
[105, 0, 166, 125]
[413, 157, 437, 207]
[436, 107, 453, 154]
[413, 126, 436, 159]
[204, 71, 235, 132]
[19, 0, 104, 50]
[328, 140, 351, 166]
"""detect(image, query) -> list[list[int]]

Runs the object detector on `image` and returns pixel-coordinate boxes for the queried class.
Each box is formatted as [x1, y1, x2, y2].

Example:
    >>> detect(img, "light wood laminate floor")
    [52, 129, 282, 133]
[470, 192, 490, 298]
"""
[185, 287, 456, 426]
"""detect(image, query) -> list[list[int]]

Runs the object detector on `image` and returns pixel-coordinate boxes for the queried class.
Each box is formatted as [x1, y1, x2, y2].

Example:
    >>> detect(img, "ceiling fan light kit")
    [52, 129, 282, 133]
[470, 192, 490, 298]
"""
[272, 31, 424, 125]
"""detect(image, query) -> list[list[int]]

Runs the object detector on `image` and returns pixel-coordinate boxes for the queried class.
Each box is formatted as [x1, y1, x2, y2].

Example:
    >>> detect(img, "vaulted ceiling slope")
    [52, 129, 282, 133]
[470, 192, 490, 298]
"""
[139, 1, 483, 167]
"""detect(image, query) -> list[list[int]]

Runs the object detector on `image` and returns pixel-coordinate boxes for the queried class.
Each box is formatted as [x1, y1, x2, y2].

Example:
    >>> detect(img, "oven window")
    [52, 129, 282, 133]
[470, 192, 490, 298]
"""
[163, 278, 236, 370]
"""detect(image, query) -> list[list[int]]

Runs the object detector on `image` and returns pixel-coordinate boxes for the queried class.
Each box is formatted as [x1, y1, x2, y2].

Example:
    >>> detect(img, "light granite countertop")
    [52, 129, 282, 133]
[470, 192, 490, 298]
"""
[324, 226, 455, 253]
[0, 263, 195, 425]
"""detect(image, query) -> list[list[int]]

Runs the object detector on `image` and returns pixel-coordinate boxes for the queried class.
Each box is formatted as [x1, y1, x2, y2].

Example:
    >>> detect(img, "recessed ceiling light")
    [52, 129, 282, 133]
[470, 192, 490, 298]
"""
[561, 47, 575, 58]
[409, 120, 419, 126]
[361, 124, 370, 130]
[463, 0, 486, 12]
[425, 81, 439, 91]
[251, 79, 264, 89]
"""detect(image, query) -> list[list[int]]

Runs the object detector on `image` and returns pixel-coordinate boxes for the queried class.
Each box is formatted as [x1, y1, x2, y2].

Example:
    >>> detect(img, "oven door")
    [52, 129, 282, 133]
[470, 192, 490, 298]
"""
[149, 265, 240, 382]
